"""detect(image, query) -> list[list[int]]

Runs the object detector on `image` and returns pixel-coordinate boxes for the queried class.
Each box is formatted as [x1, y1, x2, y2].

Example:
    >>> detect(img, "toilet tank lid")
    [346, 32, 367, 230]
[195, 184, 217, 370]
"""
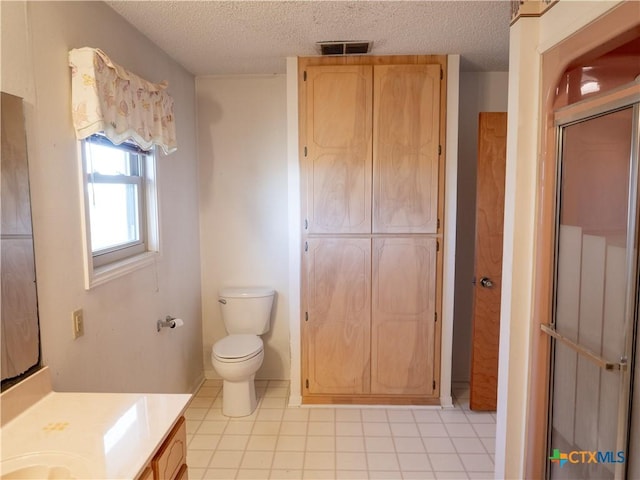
[219, 287, 275, 298]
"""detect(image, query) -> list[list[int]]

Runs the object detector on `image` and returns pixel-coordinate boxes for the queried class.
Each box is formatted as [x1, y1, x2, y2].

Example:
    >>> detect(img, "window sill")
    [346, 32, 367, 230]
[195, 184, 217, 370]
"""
[85, 251, 157, 290]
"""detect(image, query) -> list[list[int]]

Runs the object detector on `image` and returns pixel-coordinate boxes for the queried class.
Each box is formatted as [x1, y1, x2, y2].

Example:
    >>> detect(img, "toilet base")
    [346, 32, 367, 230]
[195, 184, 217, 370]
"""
[222, 375, 257, 417]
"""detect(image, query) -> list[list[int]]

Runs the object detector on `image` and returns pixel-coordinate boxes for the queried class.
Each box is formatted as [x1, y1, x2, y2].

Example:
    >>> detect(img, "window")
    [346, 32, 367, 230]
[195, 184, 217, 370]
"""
[80, 134, 159, 288]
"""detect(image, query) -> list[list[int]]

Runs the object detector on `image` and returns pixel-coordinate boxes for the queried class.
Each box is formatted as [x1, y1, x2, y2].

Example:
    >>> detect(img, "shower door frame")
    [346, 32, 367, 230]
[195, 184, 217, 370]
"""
[523, 6, 640, 478]
[544, 86, 640, 479]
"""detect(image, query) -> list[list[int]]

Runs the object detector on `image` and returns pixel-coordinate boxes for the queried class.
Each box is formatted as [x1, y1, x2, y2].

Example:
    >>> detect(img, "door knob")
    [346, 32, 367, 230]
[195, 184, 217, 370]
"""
[480, 277, 493, 288]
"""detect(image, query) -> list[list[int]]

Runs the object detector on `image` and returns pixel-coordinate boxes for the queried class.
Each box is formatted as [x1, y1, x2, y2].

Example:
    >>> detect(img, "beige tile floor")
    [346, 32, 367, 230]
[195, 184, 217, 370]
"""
[185, 380, 495, 480]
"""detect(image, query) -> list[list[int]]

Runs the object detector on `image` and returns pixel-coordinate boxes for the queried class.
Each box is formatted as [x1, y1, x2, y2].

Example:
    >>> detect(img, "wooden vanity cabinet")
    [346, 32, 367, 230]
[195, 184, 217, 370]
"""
[138, 467, 153, 480]
[153, 416, 187, 480]
[300, 56, 446, 405]
[137, 416, 187, 480]
[174, 464, 188, 480]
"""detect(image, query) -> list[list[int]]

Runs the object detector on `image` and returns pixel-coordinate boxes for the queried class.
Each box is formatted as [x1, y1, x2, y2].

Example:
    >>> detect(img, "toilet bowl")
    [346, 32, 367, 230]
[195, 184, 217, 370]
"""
[211, 334, 264, 417]
[211, 287, 275, 417]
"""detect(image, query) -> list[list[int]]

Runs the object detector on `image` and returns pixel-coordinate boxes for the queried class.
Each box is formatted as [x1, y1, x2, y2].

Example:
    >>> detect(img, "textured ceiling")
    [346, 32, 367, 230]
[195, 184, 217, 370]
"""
[106, 1, 510, 76]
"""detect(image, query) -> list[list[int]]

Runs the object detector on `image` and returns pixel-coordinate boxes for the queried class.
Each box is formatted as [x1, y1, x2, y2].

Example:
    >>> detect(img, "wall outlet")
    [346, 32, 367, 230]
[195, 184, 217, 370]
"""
[72, 309, 84, 339]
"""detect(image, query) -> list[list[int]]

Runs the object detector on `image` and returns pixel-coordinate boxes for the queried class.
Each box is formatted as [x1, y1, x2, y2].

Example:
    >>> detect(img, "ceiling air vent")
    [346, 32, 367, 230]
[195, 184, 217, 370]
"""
[317, 41, 372, 56]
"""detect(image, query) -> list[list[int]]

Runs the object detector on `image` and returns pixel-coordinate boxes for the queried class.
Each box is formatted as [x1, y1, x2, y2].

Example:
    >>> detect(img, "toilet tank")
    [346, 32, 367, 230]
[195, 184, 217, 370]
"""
[218, 287, 275, 335]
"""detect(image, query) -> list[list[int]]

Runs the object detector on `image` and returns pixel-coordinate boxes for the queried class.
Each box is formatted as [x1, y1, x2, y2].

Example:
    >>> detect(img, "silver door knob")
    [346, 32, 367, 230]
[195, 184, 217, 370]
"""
[480, 277, 493, 288]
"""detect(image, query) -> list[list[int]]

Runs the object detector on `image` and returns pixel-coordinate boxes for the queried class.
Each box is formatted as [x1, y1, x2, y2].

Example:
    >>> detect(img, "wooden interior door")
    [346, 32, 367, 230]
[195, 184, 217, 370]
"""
[304, 65, 372, 234]
[304, 238, 371, 394]
[373, 64, 441, 234]
[469, 112, 507, 410]
[371, 237, 437, 395]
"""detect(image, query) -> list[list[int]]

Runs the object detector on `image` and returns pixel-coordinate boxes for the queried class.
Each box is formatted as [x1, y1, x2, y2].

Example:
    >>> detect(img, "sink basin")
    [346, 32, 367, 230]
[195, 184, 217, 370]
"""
[2, 465, 73, 479]
[1, 453, 90, 480]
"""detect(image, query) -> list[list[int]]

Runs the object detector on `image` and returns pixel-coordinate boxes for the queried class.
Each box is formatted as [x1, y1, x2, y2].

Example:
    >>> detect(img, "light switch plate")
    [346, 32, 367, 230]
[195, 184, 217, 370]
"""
[72, 309, 84, 339]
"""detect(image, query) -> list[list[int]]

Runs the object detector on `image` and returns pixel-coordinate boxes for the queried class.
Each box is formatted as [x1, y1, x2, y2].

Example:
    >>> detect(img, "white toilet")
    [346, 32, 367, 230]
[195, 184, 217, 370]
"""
[211, 287, 275, 417]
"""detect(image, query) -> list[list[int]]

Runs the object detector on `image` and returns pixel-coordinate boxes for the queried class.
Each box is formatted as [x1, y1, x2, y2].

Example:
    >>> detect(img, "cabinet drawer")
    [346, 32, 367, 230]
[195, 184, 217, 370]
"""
[152, 416, 187, 480]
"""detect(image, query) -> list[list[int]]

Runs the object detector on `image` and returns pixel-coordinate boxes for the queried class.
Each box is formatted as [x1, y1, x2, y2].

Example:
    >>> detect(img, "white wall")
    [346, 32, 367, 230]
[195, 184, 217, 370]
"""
[441, 55, 461, 408]
[1, 1, 203, 393]
[196, 75, 290, 380]
[285, 57, 302, 404]
[452, 72, 508, 382]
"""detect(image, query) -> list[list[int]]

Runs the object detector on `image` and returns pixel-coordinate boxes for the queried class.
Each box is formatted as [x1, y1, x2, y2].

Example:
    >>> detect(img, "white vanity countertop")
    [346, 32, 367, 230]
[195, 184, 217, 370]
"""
[0, 391, 191, 479]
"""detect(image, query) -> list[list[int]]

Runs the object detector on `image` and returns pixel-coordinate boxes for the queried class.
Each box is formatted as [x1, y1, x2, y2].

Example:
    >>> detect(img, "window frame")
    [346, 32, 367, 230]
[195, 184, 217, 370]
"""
[78, 134, 160, 289]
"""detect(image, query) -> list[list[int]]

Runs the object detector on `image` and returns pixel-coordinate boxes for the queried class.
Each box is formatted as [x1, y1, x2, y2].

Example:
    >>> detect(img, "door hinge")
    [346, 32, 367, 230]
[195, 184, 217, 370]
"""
[436, 240, 440, 252]
[437, 218, 440, 230]
[305, 312, 309, 322]
[304, 218, 308, 230]
[304, 146, 308, 157]
[433, 380, 437, 390]
[305, 379, 309, 389]
[438, 145, 442, 156]
[440, 68, 443, 80]
[434, 312, 438, 323]
[304, 71, 307, 81]
[304, 241, 309, 252]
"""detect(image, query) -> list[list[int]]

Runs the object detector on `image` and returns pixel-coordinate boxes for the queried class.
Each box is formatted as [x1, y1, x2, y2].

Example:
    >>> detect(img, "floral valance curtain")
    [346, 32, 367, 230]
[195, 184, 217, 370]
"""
[69, 47, 177, 154]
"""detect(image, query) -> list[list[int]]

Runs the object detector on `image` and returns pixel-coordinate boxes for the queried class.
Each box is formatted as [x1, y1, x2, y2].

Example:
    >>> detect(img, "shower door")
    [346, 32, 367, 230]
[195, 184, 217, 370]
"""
[545, 101, 639, 479]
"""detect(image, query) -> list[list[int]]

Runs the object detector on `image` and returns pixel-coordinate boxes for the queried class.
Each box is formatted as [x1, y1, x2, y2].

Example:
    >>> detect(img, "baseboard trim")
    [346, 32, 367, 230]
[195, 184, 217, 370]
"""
[440, 395, 454, 408]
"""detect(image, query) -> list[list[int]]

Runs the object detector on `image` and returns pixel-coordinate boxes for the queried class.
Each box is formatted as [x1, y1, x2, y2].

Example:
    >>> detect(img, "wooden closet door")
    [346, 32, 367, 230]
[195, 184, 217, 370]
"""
[470, 112, 507, 410]
[304, 66, 372, 234]
[371, 237, 437, 395]
[304, 238, 371, 394]
[373, 65, 441, 234]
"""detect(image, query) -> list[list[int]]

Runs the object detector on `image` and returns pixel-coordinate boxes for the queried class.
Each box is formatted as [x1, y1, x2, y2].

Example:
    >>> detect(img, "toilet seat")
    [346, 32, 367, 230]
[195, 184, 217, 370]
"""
[212, 334, 263, 362]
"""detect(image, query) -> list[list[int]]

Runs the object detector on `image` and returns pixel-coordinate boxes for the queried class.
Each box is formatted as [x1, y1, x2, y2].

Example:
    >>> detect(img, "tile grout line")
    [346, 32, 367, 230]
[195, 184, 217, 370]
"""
[387, 407, 404, 475]
[187, 381, 495, 479]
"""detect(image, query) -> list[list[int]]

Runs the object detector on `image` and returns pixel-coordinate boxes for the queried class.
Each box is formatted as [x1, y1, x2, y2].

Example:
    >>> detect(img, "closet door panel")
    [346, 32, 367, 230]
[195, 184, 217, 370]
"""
[305, 66, 373, 234]
[371, 237, 436, 395]
[304, 238, 371, 394]
[373, 64, 440, 234]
